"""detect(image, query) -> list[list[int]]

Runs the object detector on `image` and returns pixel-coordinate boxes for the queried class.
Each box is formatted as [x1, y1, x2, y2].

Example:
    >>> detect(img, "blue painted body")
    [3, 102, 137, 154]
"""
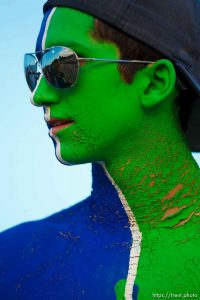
[0, 164, 136, 299]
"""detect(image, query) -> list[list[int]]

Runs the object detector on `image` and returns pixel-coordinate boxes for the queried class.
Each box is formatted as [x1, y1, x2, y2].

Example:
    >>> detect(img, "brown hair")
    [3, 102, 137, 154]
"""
[92, 19, 196, 132]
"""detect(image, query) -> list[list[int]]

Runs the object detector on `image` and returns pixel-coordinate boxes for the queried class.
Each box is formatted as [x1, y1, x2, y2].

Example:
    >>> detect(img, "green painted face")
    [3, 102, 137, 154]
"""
[32, 8, 147, 165]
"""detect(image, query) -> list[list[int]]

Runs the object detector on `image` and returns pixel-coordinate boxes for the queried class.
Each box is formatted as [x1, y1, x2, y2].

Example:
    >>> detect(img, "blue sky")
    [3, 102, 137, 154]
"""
[0, 1, 91, 231]
[0, 1, 199, 232]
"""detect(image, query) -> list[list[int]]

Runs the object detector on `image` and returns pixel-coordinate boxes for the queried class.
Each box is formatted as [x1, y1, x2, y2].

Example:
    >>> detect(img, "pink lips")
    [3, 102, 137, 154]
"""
[47, 118, 74, 134]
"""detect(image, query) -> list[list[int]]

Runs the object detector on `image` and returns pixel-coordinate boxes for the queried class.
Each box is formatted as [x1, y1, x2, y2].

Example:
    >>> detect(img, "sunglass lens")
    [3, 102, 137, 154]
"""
[24, 54, 40, 92]
[41, 47, 78, 89]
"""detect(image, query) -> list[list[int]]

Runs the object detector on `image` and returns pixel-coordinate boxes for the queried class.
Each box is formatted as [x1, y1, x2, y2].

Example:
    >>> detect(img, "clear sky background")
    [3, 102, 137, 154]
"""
[0, 1, 199, 232]
[0, 1, 92, 232]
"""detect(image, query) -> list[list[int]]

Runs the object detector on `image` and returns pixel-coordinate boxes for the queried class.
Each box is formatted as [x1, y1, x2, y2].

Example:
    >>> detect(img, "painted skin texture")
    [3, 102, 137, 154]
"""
[32, 8, 200, 300]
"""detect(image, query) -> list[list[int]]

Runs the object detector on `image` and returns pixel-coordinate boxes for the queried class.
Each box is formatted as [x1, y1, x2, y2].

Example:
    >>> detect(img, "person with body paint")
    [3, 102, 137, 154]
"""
[1, 1, 200, 300]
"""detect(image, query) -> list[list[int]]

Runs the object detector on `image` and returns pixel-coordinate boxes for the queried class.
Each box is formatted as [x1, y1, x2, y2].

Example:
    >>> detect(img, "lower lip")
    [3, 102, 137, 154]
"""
[51, 122, 74, 135]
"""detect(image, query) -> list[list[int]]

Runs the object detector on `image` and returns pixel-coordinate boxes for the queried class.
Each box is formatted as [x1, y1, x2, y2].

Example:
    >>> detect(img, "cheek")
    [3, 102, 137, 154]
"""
[70, 81, 129, 128]
[56, 67, 140, 157]
[54, 101, 138, 164]
[75, 104, 134, 154]
[74, 100, 127, 140]
[69, 92, 135, 148]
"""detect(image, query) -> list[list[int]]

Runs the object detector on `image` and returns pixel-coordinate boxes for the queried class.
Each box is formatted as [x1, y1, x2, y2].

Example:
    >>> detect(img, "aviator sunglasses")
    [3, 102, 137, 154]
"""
[24, 46, 154, 92]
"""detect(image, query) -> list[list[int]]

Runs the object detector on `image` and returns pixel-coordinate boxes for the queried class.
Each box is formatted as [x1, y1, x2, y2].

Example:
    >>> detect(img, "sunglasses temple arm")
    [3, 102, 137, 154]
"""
[78, 58, 154, 64]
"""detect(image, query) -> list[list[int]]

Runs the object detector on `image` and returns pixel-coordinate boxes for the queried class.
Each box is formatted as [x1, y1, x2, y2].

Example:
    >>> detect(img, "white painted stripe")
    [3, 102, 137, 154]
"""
[39, 7, 71, 166]
[43, 7, 73, 166]
[101, 163, 142, 300]
[44, 106, 51, 122]
[49, 129, 72, 165]
[42, 7, 56, 50]
[30, 75, 42, 106]
[30, 8, 56, 106]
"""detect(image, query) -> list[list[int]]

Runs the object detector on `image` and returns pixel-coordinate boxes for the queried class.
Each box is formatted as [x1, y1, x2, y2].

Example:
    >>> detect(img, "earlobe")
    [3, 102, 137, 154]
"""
[141, 59, 177, 108]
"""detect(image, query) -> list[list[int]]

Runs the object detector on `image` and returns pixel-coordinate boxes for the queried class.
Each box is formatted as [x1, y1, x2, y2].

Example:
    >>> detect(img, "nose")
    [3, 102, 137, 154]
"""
[31, 75, 60, 107]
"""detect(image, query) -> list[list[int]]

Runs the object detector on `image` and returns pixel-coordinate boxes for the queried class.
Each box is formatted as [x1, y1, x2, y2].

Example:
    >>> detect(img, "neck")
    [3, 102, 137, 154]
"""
[92, 120, 200, 299]
[103, 125, 200, 233]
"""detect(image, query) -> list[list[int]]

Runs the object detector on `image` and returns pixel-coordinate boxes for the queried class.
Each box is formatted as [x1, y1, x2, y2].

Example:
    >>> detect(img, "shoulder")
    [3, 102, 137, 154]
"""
[0, 198, 89, 280]
[3, 195, 86, 226]
[0, 197, 89, 249]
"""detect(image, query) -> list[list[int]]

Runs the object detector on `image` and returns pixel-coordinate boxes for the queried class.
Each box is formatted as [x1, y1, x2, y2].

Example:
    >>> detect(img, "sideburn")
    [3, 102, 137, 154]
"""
[92, 18, 162, 83]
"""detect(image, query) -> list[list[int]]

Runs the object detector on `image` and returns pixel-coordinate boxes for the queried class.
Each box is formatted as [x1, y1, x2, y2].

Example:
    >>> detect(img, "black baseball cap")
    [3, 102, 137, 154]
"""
[43, 0, 200, 152]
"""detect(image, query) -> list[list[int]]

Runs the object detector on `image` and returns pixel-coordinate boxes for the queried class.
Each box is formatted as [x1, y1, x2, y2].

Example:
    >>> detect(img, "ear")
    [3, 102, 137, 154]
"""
[140, 59, 177, 108]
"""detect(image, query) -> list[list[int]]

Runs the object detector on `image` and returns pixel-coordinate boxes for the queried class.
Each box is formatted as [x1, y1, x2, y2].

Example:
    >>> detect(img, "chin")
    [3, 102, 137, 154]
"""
[55, 143, 97, 166]
[50, 131, 104, 165]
